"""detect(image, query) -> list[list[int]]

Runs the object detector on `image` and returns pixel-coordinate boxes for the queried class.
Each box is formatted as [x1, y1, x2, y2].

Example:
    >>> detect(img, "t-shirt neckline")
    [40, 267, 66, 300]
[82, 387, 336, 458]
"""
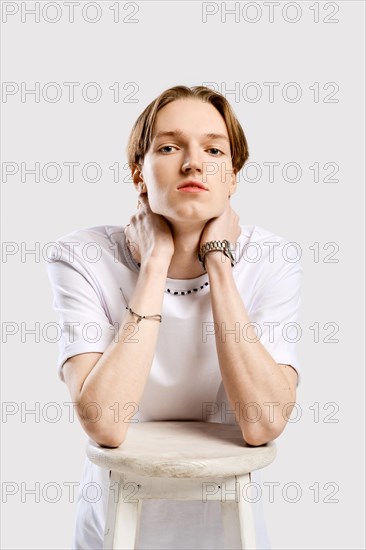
[122, 225, 245, 291]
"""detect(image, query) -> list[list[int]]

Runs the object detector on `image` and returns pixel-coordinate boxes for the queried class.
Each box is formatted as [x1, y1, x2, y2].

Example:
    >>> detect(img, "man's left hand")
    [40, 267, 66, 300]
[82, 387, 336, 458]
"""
[200, 202, 241, 249]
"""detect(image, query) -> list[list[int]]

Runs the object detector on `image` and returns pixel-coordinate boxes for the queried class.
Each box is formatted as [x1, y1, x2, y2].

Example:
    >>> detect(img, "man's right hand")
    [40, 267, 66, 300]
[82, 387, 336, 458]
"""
[124, 192, 175, 268]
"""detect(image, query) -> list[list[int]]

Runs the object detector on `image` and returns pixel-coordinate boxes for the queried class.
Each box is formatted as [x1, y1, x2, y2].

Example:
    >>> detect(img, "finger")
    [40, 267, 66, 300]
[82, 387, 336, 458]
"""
[125, 229, 131, 245]
[137, 197, 146, 209]
[137, 193, 150, 209]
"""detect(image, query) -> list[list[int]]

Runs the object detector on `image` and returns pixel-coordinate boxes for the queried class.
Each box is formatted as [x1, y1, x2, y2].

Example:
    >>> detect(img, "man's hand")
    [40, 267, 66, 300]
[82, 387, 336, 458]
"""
[124, 193, 175, 266]
[199, 202, 241, 249]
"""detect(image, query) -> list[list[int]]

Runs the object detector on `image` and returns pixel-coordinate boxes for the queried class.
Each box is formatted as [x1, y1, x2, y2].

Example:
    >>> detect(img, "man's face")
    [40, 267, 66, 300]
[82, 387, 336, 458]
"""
[138, 98, 237, 224]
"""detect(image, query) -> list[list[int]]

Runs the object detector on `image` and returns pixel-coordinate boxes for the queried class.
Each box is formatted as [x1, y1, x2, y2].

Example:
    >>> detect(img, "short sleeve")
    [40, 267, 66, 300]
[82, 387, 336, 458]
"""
[249, 257, 303, 387]
[46, 241, 115, 383]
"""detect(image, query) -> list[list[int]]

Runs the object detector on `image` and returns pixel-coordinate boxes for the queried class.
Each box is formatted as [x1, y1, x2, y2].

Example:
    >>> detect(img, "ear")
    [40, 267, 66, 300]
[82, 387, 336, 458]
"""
[228, 170, 237, 197]
[131, 163, 144, 190]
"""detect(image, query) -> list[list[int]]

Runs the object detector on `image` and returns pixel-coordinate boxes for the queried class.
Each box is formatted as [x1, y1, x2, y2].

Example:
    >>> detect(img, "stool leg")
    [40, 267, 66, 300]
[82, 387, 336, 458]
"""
[237, 473, 256, 550]
[221, 473, 256, 550]
[103, 471, 142, 550]
[221, 500, 242, 549]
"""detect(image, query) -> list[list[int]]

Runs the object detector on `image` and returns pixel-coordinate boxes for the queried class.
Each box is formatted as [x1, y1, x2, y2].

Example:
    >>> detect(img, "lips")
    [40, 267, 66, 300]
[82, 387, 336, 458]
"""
[177, 180, 208, 190]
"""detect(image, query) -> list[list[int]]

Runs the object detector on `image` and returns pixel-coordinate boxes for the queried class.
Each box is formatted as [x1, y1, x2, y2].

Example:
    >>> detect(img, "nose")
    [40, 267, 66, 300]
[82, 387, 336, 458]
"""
[181, 147, 202, 174]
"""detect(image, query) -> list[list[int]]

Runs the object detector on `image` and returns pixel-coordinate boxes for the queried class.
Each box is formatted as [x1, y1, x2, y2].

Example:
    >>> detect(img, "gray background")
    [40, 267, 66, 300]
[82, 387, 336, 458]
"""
[1, 1, 365, 548]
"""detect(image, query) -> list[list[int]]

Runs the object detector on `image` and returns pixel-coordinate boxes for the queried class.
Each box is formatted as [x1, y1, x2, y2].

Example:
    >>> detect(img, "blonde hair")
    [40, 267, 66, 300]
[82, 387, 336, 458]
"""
[126, 85, 249, 176]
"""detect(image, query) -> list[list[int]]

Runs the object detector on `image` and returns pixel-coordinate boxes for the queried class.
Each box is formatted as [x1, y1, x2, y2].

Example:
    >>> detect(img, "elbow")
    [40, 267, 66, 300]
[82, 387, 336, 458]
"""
[95, 436, 125, 449]
[244, 433, 272, 447]
[76, 395, 127, 448]
[76, 409, 126, 449]
[92, 430, 126, 449]
[243, 423, 285, 447]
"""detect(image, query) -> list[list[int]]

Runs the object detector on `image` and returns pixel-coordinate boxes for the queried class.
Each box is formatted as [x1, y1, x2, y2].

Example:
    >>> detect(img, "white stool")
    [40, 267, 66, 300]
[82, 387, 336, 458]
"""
[86, 421, 276, 550]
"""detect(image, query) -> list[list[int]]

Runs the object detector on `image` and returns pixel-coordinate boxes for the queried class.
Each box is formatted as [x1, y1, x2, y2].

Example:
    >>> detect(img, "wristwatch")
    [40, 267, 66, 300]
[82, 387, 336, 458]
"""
[198, 240, 236, 270]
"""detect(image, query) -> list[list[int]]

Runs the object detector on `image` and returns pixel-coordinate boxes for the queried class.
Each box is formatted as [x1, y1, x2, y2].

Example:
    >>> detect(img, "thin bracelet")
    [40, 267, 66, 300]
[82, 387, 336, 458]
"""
[119, 288, 162, 323]
[125, 305, 162, 324]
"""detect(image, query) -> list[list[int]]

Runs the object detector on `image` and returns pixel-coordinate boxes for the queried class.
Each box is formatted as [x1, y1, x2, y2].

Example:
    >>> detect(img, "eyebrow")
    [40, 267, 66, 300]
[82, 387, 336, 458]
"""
[153, 129, 230, 143]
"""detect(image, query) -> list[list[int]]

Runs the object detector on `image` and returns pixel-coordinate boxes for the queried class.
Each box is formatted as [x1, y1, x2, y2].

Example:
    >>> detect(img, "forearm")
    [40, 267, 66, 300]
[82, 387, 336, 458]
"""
[205, 253, 295, 446]
[78, 260, 169, 447]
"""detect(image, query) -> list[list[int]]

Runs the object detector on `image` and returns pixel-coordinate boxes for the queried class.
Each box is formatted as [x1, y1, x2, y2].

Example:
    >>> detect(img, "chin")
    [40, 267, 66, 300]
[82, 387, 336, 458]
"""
[164, 212, 212, 224]
[168, 204, 216, 219]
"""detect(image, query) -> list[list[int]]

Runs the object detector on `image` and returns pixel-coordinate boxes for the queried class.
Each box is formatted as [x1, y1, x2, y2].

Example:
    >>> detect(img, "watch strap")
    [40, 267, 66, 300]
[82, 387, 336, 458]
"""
[198, 240, 236, 270]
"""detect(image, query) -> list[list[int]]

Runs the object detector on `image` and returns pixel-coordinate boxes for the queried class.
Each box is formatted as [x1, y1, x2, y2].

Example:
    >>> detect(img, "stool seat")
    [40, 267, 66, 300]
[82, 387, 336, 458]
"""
[86, 421, 276, 549]
[86, 420, 276, 478]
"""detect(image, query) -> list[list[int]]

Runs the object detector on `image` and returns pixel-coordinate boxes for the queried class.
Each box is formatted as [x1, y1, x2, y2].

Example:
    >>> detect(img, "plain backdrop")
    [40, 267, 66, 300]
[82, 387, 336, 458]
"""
[1, 1, 365, 549]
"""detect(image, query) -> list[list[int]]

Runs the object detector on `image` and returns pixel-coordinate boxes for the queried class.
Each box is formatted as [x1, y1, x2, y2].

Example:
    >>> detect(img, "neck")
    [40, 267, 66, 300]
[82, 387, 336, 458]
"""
[165, 220, 207, 280]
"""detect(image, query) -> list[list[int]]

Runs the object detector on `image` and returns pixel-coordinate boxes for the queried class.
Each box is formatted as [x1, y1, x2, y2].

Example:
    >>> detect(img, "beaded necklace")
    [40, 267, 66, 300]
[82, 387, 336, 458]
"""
[136, 262, 210, 296]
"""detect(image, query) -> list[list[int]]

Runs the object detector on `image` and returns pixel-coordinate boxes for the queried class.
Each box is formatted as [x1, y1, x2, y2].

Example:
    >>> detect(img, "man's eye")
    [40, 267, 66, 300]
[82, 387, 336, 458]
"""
[208, 148, 223, 156]
[158, 146, 176, 153]
[158, 146, 224, 155]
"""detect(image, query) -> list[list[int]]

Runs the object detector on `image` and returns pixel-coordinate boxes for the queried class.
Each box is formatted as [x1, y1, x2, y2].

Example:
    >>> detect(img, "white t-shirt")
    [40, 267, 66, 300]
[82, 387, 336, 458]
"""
[46, 223, 303, 550]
